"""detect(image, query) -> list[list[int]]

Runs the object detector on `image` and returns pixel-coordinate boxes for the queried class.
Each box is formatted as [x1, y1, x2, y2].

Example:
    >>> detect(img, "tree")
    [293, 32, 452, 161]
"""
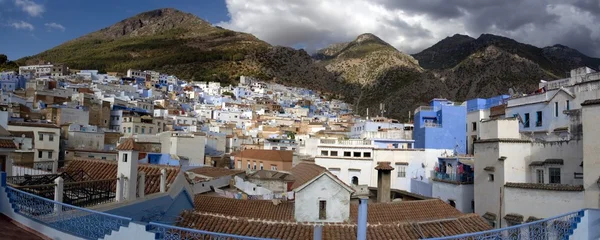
[0, 54, 7, 65]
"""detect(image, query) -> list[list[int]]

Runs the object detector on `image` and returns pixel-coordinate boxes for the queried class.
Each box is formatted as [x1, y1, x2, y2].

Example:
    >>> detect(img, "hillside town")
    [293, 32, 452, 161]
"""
[0, 63, 598, 239]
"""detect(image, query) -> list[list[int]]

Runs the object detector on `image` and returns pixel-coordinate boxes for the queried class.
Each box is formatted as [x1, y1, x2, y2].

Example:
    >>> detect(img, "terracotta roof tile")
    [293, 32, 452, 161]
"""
[116, 138, 143, 151]
[233, 149, 293, 162]
[526, 216, 542, 222]
[505, 182, 584, 191]
[0, 139, 16, 149]
[504, 213, 524, 224]
[178, 211, 491, 240]
[375, 162, 394, 171]
[64, 159, 180, 194]
[187, 167, 244, 178]
[193, 195, 295, 221]
[581, 99, 600, 106]
[289, 161, 326, 189]
[482, 212, 496, 221]
[349, 199, 463, 223]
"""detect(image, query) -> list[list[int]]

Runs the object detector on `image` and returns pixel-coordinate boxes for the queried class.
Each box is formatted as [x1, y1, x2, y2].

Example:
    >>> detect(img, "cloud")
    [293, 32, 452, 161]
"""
[44, 22, 65, 32]
[9, 20, 34, 30]
[14, 0, 44, 17]
[221, 0, 600, 57]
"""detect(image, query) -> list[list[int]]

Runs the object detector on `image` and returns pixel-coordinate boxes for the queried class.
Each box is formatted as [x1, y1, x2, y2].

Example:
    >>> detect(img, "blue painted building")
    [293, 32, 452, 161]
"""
[413, 99, 467, 153]
[466, 95, 509, 112]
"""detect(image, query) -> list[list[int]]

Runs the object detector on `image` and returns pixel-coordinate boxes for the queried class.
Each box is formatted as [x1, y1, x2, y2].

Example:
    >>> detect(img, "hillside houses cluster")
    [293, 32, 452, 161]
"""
[0, 64, 599, 239]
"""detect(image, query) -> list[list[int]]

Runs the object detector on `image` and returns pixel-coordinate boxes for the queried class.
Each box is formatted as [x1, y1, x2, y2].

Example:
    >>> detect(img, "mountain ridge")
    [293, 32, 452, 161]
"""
[15, 8, 600, 121]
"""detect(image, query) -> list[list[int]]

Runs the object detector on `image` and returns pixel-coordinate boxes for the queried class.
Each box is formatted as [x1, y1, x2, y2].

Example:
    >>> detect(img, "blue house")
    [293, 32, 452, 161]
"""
[413, 99, 467, 153]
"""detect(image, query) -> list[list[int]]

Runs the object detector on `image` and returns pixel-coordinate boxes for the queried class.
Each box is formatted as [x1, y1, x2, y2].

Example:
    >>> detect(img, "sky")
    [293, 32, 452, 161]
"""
[1, 0, 600, 60]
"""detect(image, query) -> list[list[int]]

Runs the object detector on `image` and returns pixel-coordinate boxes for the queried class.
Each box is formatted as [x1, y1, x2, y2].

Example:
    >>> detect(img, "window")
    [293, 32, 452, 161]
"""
[237, 161, 242, 169]
[363, 152, 371, 158]
[566, 100, 570, 111]
[536, 169, 544, 184]
[260, 163, 264, 170]
[247, 162, 251, 169]
[344, 151, 351, 157]
[271, 165, 277, 171]
[122, 153, 128, 162]
[353, 152, 361, 157]
[318, 200, 327, 220]
[38, 151, 42, 159]
[524, 113, 530, 128]
[554, 102, 559, 117]
[472, 122, 477, 131]
[253, 162, 257, 170]
[128, 127, 131, 133]
[141, 127, 145, 134]
[149, 127, 153, 134]
[488, 174, 494, 182]
[397, 166, 406, 178]
[49, 134, 54, 141]
[330, 151, 338, 156]
[351, 176, 359, 185]
[48, 151, 52, 159]
[549, 168, 561, 184]
[38, 134, 43, 141]
[449, 200, 456, 208]
[135, 126, 139, 133]
[536, 111, 543, 127]
[321, 151, 328, 156]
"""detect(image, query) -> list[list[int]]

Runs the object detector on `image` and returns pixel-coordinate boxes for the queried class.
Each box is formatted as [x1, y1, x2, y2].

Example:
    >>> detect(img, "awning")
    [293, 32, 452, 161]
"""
[458, 159, 474, 167]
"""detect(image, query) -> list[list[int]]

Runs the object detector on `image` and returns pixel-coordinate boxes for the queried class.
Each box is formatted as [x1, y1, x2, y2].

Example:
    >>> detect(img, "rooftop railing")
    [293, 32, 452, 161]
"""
[426, 209, 584, 240]
[432, 172, 474, 184]
[146, 222, 273, 240]
[6, 186, 131, 239]
[319, 139, 372, 146]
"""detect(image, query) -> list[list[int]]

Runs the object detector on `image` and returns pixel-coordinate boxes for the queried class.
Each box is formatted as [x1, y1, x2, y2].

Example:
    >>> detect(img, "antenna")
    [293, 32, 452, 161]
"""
[508, 88, 515, 96]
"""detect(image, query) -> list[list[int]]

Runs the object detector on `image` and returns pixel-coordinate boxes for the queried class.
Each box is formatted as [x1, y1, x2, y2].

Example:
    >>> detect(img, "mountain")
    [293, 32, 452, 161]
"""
[17, 8, 343, 94]
[413, 33, 600, 77]
[18, 9, 600, 122]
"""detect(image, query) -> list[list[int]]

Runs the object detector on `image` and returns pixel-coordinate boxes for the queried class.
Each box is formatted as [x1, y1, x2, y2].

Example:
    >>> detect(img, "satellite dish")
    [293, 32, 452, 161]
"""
[508, 88, 515, 96]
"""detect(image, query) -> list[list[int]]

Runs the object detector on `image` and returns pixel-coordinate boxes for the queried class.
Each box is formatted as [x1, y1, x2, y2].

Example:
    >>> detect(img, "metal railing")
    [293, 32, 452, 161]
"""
[432, 172, 474, 183]
[5, 186, 131, 239]
[426, 210, 584, 240]
[13, 178, 118, 208]
[146, 222, 272, 240]
[319, 139, 372, 146]
[12, 161, 54, 176]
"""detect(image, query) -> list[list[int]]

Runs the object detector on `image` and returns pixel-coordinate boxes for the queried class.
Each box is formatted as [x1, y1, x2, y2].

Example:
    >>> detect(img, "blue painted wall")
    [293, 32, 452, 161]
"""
[466, 95, 509, 112]
[414, 99, 467, 153]
[105, 190, 194, 224]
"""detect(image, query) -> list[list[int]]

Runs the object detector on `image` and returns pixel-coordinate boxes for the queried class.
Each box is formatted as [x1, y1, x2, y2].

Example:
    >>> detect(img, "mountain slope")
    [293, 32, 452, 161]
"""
[413, 33, 600, 77]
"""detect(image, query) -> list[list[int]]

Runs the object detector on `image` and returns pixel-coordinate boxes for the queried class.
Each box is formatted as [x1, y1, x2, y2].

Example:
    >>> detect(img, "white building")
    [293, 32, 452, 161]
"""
[19, 64, 53, 77]
[8, 122, 60, 163]
[474, 117, 585, 228]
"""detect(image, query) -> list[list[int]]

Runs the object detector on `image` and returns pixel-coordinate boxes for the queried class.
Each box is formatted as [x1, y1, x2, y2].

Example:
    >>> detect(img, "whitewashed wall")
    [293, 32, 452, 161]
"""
[432, 181, 474, 213]
[294, 174, 350, 223]
[192, 176, 233, 194]
[503, 187, 584, 226]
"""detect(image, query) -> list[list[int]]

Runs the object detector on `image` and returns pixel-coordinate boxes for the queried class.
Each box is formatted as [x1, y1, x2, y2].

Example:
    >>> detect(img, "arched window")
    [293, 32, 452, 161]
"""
[351, 176, 359, 185]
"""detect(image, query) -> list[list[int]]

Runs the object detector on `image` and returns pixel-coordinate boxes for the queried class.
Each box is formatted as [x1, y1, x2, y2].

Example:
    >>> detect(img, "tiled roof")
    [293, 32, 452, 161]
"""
[504, 182, 584, 191]
[116, 138, 143, 151]
[504, 213, 524, 224]
[0, 139, 16, 149]
[233, 149, 294, 162]
[186, 167, 244, 178]
[178, 211, 491, 240]
[349, 199, 463, 223]
[64, 159, 180, 194]
[482, 212, 496, 221]
[529, 159, 563, 166]
[289, 161, 326, 190]
[375, 162, 394, 171]
[193, 195, 295, 221]
[0, 214, 47, 240]
[8, 122, 60, 129]
[581, 99, 600, 106]
[526, 216, 542, 223]
[247, 170, 295, 181]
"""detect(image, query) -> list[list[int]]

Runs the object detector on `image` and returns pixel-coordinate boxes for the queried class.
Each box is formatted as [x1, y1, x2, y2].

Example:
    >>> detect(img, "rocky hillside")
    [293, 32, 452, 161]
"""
[413, 33, 600, 77]
[17, 8, 600, 121]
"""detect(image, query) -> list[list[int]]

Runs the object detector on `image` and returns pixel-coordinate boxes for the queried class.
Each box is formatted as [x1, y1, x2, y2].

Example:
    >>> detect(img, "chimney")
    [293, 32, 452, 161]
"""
[375, 162, 394, 203]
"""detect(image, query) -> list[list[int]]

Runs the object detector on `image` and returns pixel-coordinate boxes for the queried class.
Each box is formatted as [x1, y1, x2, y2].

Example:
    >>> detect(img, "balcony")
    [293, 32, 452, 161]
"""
[432, 172, 474, 184]
[319, 139, 373, 146]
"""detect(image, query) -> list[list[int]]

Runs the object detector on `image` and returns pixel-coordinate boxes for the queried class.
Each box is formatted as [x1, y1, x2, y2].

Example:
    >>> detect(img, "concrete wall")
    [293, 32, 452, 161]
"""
[192, 176, 233, 194]
[432, 181, 474, 213]
[410, 178, 432, 197]
[479, 119, 521, 140]
[67, 131, 105, 150]
[503, 187, 584, 226]
[234, 176, 272, 195]
[583, 104, 600, 209]
[103, 190, 194, 224]
[314, 157, 373, 186]
[294, 174, 350, 223]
